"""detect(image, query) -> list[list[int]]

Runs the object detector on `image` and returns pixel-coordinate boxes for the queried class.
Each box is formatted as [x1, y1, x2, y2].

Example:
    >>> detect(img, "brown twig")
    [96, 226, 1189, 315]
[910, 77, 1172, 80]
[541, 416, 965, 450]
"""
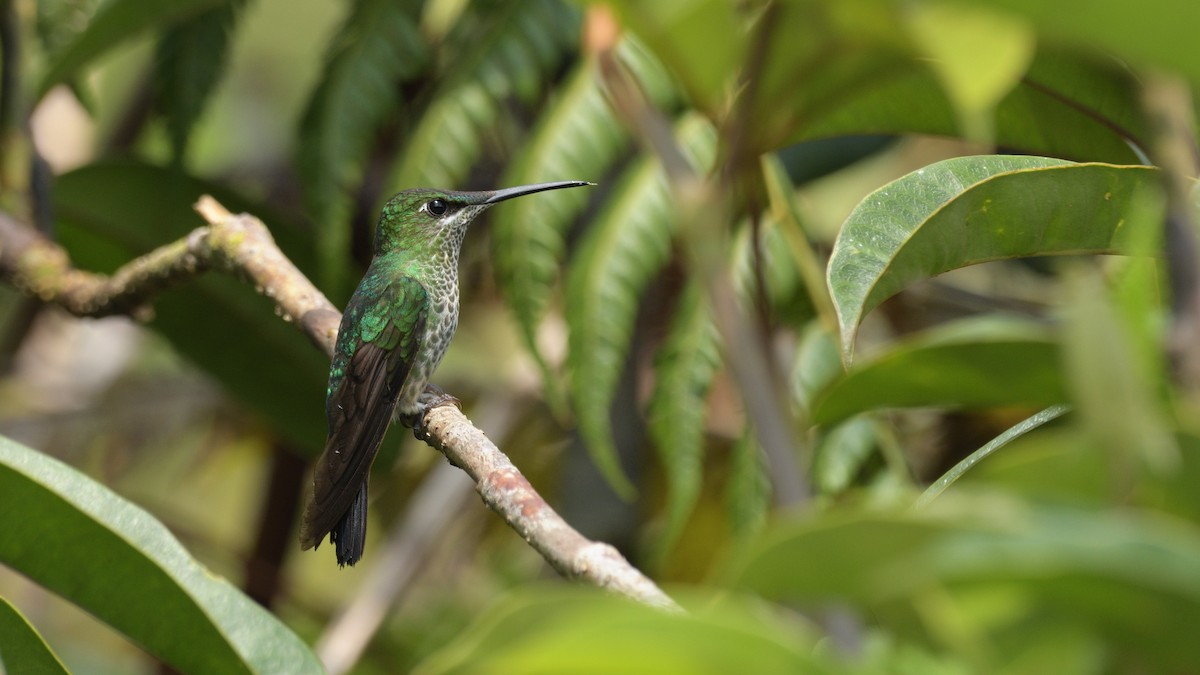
[0, 196, 679, 612]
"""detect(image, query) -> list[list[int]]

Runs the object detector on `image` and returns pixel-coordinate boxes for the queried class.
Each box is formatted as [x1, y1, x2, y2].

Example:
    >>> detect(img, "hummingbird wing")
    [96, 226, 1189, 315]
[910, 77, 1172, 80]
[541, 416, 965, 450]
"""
[300, 275, 428, 564]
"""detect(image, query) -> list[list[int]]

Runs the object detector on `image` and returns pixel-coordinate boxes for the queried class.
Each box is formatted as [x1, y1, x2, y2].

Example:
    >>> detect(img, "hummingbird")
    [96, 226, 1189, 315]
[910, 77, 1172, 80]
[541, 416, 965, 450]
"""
[300, 180, 593, 566]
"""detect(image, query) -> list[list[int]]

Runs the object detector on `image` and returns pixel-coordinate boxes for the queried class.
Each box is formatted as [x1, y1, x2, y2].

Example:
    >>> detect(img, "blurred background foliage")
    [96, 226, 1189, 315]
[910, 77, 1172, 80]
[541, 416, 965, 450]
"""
[2, 0, 1200, 673]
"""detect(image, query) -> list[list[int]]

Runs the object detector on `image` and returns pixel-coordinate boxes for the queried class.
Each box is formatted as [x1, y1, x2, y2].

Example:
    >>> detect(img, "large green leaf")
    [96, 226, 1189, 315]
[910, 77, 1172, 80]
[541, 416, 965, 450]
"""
[729, 496, 1200, 671]
[414, 587, 826, 675]
[36, 0, 225, 101]
[53, 159, 328, 454]
[782, 44, 1149, 163]
[153, 0, 247, 163]
[297, 0, 427, 297]
[812, 317, 1066, 426]
[0, 596, 69, 675]
[565, 115, 716, 497]
[974, 0, 1200, 84]
[827, 156, 1162, 362]
[493, 38, 674, 398]
[0, 435, 321, 673]
[389, 0, 578, 191]
[608, 0, 1148, 162]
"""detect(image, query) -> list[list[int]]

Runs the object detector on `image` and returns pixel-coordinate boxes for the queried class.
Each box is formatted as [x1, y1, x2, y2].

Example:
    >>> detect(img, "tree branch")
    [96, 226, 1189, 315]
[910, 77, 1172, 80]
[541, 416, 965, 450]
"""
[0, 196, 679, 611]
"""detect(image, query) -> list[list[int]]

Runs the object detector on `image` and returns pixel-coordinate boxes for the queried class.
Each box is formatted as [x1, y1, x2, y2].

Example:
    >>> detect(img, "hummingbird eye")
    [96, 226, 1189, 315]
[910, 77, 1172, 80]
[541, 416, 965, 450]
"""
[426, 199, 448, 216]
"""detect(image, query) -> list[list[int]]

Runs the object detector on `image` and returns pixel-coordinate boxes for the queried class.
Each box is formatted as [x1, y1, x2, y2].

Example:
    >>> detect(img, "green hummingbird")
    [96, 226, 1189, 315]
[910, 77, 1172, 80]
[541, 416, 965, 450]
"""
[300, 180, 593, 566]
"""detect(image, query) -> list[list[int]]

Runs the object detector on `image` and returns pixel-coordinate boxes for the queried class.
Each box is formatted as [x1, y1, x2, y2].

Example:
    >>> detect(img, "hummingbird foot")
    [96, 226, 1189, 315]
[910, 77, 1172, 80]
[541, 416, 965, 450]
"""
[403, 383, 462, 441]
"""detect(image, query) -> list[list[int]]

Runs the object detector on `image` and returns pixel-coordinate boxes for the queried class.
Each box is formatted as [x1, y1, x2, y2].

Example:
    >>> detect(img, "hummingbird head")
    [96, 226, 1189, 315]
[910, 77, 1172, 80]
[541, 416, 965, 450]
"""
[374, 180, 594, 257]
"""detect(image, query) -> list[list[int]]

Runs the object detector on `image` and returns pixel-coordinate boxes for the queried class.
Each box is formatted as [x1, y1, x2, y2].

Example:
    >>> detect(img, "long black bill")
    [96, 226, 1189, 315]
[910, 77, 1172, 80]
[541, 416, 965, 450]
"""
[484, 180, 594, 204]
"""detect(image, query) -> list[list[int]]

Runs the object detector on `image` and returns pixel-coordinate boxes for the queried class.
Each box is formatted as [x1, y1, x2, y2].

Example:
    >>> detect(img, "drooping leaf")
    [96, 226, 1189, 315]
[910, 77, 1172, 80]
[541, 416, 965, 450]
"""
[493, 38, 675, 399]
[646, 281, 720, 561]
[53, 159, 328, 454]
[811, 317, 1066, 426]
[36, 0, 225, 101]
[0, 596, 69, 675]
[565, 114, 716, 497]
[0, 435, 321, 673]
[153, 0, 248, 164]
[297, 0, 427, 296]
[827, 156, 1162, 362]
[414, 587, 821, 675]
[389, 0, 579, 190]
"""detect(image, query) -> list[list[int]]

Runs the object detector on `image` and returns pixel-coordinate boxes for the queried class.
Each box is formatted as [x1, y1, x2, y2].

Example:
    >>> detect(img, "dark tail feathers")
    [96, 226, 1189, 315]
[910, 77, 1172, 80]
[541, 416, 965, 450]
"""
[330, 483, 369, 567]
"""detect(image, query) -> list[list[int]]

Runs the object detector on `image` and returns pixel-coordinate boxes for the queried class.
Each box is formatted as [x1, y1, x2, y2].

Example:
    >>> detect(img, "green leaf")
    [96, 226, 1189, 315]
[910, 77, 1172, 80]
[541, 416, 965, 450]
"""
[0, 596, 69, 675]
[790, 322, 842, 412]
[729, 496, 1200, 671]
[761, 155, 837, 332]
[903, 3, 1035, 142]
[36, 0, 101, 54]
[812, 416, 878, 496]
[414, 586, 822, 675]
[960, 427, 1200, 523]
[916, 404, 1071, 507]
[0, 435, 321, 673]
[36, 0, 225, 101]
[604, 0, 745, 116]
[812, 317, 1066, 426]
[601, 2, 1148, 160]
[727, 431, 771, 538]
[389, 0, 578, 190]
[976, 0, 1200, 84]
[731, 215, 813, 329]
[565, 114, 716, 497]
[153, 0, 247, 164]
[493, 38, 673, 400]
[827, 156, 1162, 362]
[1062, 269, 1178, 475]
[297, 0, 427, 296]
[941, 427, 1111, 509]
[53, 159, 328, 454]
[780, 46, 1150, 163]
[646, 281, 720, 562]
